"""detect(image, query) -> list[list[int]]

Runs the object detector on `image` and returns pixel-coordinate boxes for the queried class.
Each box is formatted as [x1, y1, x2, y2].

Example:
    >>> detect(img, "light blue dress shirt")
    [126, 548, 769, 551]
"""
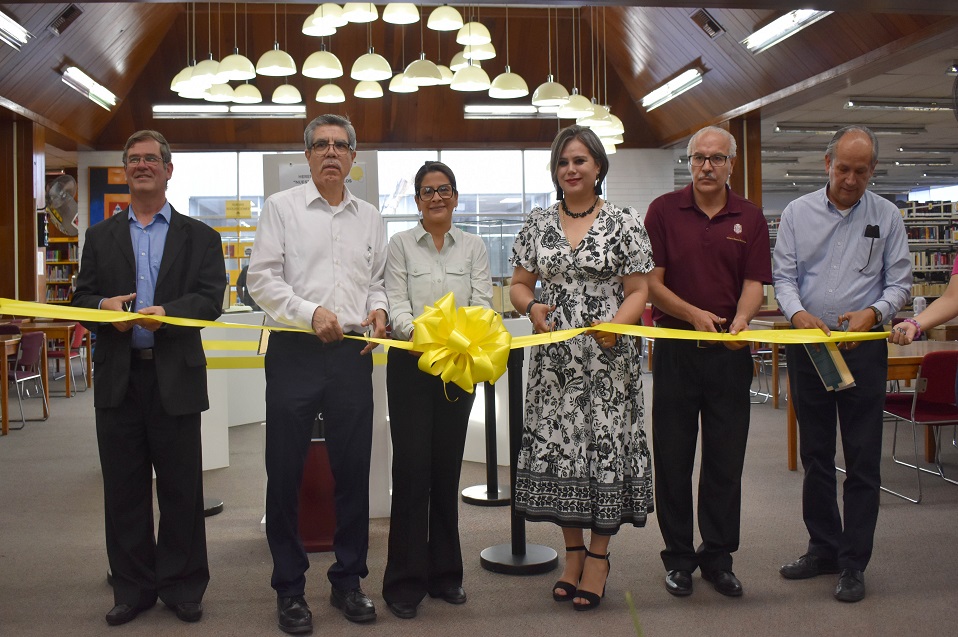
[773, 186, 911, 330]
[128, 204, 171, 349]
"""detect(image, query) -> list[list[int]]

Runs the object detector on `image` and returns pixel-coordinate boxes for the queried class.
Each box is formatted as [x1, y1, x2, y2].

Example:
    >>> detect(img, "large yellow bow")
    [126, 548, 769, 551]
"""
[412, 292, 512, 393]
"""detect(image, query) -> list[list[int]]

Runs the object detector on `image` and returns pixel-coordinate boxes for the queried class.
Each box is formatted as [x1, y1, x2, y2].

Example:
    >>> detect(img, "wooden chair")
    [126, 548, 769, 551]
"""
[881, 350, 958, 503]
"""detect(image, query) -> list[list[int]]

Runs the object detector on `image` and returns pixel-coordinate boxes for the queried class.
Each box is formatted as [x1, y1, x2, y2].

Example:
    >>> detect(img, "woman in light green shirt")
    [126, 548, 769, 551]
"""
[381, 162, 492, 619]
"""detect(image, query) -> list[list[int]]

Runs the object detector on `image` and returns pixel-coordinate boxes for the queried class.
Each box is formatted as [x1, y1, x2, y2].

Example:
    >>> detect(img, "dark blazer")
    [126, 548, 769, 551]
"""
[72, 206, 226, 416]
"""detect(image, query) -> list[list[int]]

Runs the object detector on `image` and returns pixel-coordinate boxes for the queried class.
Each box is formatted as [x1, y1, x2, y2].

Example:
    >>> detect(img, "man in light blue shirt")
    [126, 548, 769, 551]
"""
[773, 126, 911, 604]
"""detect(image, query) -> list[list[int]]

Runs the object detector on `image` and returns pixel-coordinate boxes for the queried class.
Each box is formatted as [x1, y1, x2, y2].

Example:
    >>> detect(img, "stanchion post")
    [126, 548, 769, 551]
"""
[461, 380, 510, 506]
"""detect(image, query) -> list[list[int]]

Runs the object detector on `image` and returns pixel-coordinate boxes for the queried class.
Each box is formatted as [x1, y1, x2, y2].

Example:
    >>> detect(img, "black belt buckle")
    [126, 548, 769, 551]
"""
[132, 348, 154, 360]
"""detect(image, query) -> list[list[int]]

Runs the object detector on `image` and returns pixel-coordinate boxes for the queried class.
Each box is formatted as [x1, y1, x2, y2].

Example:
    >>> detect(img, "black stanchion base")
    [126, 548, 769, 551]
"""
[479, 543, 558, 575]
[204, 497, 224, 517]
[461, 484, 511, 507]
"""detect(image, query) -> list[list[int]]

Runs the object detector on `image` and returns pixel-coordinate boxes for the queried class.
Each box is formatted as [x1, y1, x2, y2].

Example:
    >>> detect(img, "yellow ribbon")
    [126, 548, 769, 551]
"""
[410, 292, 512, 392]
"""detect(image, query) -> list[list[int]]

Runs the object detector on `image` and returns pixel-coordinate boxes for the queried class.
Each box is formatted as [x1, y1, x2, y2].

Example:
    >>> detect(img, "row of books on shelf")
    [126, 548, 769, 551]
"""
[46, 244, 78, 261]
[911, 281, 949, 297]
[46, 265, 75, 283]
[905, 226, 958, 242]
[45, 287, 73, 302]
[911, 251, 954, 269]
[899, 201, 956, 216]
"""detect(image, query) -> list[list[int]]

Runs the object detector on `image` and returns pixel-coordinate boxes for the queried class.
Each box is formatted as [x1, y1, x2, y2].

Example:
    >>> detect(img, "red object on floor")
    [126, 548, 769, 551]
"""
[297, 440, 337, 552]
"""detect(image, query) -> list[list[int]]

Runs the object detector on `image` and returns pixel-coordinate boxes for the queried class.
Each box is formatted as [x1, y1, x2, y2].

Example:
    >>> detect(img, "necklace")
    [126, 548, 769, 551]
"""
[561, 196, 600, 219]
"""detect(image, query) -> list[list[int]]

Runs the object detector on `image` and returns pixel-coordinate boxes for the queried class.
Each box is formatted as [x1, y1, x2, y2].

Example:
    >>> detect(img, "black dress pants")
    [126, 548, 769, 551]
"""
[264, 332, 373, 597]
[786, 339, 886, 571]
[95, 358, 209, 608]
[382, 348, 473, 605]
[651, 340, 753, 574]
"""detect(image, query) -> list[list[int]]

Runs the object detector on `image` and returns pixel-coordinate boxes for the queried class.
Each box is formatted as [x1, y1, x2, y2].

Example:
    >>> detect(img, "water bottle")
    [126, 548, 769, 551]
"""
[912, 296, 926, 314]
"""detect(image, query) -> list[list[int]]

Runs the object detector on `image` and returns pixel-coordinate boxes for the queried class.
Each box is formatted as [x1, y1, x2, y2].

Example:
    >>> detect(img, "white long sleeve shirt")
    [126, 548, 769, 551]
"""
[247, 180, 387, 333]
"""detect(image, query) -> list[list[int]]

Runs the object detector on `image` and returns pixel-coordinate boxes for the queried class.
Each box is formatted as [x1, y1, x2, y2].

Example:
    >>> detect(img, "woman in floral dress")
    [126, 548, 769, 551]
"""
[510, 125, 654, 611]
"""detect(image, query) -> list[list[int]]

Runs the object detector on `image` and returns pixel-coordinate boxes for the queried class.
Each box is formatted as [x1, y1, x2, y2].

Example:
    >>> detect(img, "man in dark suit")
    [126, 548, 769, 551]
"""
[72, 130, 226, 626]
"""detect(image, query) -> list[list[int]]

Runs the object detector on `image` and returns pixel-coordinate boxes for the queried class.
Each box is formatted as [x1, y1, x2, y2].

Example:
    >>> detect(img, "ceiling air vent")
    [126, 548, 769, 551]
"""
[48, 4, 83, 37]
[689, 9, 724, 39]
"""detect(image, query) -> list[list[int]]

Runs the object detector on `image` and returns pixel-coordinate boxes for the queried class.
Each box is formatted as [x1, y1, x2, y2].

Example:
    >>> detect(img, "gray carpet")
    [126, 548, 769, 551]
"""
[1, 370, 957, 637]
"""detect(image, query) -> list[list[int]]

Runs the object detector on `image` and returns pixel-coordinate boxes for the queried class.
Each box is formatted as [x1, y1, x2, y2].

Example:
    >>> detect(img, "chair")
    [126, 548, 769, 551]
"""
[1, 323, 20, 368]
[881, 350, 958, 504]
[9, 331, 49, 427]
[47, 323, 87, 394]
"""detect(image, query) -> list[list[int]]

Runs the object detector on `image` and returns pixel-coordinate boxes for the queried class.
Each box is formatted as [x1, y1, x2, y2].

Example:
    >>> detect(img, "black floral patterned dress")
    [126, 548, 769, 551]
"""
[510, 201, 654, 534]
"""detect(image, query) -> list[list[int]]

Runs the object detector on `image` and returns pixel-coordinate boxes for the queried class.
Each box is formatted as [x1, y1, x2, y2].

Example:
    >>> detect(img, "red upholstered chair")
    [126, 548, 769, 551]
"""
[882, 350, 958, 503]
[47, 323, 87, 394]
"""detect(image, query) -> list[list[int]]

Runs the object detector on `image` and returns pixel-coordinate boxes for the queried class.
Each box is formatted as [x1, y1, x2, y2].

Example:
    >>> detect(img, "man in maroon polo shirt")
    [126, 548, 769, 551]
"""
[644, 126, 772, 599]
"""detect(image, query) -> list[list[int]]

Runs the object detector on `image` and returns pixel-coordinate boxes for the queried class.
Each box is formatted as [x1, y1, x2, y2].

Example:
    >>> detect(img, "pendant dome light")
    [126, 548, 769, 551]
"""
[303, 45, 344, 79]
[311, 3, 348, 29]
[389, 24, 418, 93]
[232, 82, 263, 104]
[449, 51, 476, 72]
[272, 83, 303, 104]
[490, 7, 528, 99]
[191, 5, 220, 89]
[531, 8, 569, 107]
[354, 80, 384, 98]
[351, 22, 392, 81]
[557, 9, 592, 118]
[342, 3, 378, 24]
[256, 4, 296, 77]
[462, 42, 496, 61]
[218, 3, 255, 81]
[450, 61, 491, 92]
[316, 83, 346, 103]
[427, 5, 463, 31]
[383, 4, 419, 25]
[302, 13, 337, 37]
[456, 21, 491, 46]
[207, 83, 235, 102]
[171, 4, 197, 93]
[404, 10, 443, 86]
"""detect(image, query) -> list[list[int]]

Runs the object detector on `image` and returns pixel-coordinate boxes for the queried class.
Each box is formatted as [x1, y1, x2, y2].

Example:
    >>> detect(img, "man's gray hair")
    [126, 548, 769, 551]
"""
[686, 126, 737, 158]
[122, 130, 172, 165]
[304, 114, 357, 151]
[825, 125, 878, 165]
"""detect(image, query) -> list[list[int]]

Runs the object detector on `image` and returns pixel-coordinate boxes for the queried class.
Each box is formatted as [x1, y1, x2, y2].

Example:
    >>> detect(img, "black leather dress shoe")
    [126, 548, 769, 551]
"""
[702, 570, 743, 597]
[834, 569, 866, 603]
[169, 602, 203, 622]
[664, 570, 693, 597]
[780, 553, 841, 580]
[330, 586, 376, 623]
[277, 596, 312, 635]
[386, 601, 419, 619]
[105, 601, 155, 626]
[429, 587, 467, 604]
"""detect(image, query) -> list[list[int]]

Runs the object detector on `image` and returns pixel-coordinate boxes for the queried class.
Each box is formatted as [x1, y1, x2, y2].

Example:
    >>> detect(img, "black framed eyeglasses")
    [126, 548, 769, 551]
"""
[126, 154, 164, 166]
[418, 185, 456, 200]
[310, 139, 353, 155]
[688, 154, 729, 167]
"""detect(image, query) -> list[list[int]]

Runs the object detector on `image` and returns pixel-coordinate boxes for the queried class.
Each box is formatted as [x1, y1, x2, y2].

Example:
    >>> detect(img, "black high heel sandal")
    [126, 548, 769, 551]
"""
[573, 550, 610, 611]
[552, 545, 586, 602]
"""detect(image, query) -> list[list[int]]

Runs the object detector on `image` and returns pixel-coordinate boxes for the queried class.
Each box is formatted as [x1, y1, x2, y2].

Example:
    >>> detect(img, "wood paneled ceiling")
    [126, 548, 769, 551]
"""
[2, 2, 957, 188]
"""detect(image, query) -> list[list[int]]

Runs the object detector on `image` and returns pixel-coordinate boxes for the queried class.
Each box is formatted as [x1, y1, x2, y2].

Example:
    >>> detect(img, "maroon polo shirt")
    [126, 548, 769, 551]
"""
[644, 184, 772, 330]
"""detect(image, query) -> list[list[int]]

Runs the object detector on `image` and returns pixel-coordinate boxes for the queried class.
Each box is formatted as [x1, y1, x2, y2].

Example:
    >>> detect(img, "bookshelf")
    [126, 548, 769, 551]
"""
[45, 235, 79, 304]
[900, 201, 957, 301]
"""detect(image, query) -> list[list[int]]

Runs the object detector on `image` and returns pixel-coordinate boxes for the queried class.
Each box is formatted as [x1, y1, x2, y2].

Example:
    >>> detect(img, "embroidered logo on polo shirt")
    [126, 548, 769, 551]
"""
[727, 223, 746, 243]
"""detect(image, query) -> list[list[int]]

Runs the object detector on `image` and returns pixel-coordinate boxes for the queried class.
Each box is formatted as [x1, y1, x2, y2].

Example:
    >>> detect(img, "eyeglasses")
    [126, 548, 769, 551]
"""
[688, 154, 730, 167]
[418, 185, 456, 200]
[126, 154, 164, 166]
[310, 139, 353, 155]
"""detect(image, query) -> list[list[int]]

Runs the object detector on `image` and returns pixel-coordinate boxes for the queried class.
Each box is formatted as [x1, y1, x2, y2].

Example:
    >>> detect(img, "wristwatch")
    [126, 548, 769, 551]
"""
[526, 299, 539, 317]
[867, 305, 882, 325]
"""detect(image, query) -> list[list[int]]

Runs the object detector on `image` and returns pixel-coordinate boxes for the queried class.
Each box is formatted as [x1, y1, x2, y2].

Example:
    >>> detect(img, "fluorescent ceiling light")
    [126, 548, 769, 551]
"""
[774, 123, 926, 135]
[742, 10, 832, 54]
[844, 97, 951, 112]
[897, 146, 958, 154]
[152, 104, 305, 119]
[0, 8, 31, 50]
[894, 159, 952, 167]
[641, 68, 703, 111]
[61, 66, 116, 110]
[785, 169, 887, 178]
[463, 104, 561, 120]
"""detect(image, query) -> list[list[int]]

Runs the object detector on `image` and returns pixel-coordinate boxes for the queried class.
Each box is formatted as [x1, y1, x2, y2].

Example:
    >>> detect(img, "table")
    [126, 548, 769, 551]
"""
[19, 321, 90, 397]
[785, 340, 958, 471]
[2, 335, 20, 436]
[749, 316, 791, 409]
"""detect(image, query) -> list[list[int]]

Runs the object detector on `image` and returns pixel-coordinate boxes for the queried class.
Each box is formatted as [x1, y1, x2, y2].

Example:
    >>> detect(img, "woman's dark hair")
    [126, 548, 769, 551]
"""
[414, 161, 457, 198]
[549, 125, 609, 199]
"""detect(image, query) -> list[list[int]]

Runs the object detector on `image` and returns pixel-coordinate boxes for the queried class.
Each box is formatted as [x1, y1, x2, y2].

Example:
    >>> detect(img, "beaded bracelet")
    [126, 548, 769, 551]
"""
[901, 317, 922, 339]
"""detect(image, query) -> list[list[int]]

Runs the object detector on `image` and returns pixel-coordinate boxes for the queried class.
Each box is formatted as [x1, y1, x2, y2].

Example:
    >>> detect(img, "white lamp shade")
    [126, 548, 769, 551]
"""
[170, 66, 195, 92]
[489, 69, 529, 99]
[354, 80, 384, 98]
[272, 84, 303, 104]
[312, 3, 348, 28]
[388, 72, 419, 93]
[232, 83, 263, 103]
[603, 140, 617, 155]
[436, 65, 454, 85]
[404, 56, 443, 86]
[218, 53, 256, 81]
[601, 133, 624, 143]
[206, 83, 235, 102]
[350, 51, 392, 81]
[383, 3, 419, 25]
[462, 42, 496, 61]
[450, 64, 491, 92]
[342, 3, 378, 23]
[456, 21, 491, 45]
[558, 92, 594, 118]
[302, 13, 337, 37]
[256, 45, 297, 77]
[531, 76, 570, 106]
[178, 82, 211, 99]
[449, 51, 477, 72]
[190, 57, 221, 88]
[427, 6, 463, 31]
[302, 50, 344, 79]
[315, 83, 346, 103]
[603, 114, 625, 136]
[578, 102, 613, 128]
